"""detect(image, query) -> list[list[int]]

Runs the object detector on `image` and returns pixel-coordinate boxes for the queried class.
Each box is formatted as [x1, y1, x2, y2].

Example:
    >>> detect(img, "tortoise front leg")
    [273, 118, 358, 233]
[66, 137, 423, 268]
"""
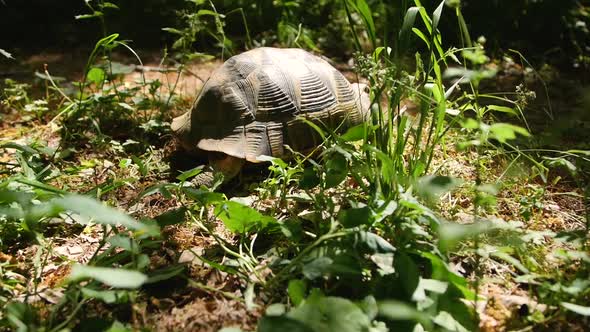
[191, 153, 245, 187]
[191, 166, 217, 187]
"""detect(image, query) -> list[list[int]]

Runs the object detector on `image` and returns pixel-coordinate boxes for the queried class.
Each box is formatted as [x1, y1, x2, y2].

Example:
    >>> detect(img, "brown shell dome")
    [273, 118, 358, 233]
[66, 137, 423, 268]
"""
[172, 47, 368, 162]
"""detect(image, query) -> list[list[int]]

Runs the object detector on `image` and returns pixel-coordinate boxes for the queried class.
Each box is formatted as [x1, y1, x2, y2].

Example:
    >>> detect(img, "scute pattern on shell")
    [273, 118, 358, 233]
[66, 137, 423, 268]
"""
[172, 47, 367, 162]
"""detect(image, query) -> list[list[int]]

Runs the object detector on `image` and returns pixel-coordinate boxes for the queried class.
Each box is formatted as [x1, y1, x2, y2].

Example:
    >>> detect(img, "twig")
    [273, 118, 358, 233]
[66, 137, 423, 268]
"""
[187, 279, 243, 301]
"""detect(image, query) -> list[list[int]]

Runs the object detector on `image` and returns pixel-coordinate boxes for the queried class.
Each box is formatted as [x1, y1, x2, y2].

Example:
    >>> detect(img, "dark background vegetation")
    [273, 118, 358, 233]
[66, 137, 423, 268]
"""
[2, 0, 589, 66]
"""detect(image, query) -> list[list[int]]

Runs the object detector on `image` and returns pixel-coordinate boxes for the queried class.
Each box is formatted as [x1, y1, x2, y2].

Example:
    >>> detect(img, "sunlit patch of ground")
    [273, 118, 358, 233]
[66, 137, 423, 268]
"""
[147, 296, 260, 332]
[120, 60, 222, 101]
[432, 137, 586, 330]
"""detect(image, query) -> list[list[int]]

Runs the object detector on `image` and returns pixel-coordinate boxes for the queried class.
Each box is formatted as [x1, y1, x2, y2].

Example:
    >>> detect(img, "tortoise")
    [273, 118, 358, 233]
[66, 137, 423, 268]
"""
[171, 47, 370, 185]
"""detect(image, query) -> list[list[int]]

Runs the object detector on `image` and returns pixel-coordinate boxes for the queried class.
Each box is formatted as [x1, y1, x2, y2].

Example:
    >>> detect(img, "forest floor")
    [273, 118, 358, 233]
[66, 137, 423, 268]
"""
[1, 49, 589, 331]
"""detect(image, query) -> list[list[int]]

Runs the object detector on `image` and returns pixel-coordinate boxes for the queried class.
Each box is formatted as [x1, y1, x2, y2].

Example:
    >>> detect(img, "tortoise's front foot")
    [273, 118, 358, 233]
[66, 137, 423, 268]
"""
[185, 154, 243, 189]
[190, 166, 224, 189]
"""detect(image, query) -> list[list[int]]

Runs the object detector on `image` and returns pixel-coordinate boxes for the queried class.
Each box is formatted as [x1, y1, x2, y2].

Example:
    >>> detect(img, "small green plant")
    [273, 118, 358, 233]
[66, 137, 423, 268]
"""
[163, 0, 250, 61]
[519, 186, 545, 221]
[16, 1, 187, 152]
[257, 154, 304, 208]
[36, 32, 177, 151]
[1, 79, 30, 111]
[1, 78, 59, 121]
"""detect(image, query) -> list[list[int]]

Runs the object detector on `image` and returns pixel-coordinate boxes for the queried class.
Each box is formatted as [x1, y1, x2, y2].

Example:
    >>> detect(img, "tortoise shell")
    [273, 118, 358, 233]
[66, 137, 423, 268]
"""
[172, 47, 368, 162]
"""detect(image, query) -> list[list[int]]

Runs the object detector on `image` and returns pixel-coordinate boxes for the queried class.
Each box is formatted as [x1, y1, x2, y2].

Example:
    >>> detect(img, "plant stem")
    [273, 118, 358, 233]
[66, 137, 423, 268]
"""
[49, 299, 87, 332]
[265, 230, 349, 289]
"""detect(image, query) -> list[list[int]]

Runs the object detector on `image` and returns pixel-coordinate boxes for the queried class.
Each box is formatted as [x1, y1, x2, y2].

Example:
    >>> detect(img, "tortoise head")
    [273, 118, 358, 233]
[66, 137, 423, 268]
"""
[171, 112, 195, 152]
[351, 82, 371, 120]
